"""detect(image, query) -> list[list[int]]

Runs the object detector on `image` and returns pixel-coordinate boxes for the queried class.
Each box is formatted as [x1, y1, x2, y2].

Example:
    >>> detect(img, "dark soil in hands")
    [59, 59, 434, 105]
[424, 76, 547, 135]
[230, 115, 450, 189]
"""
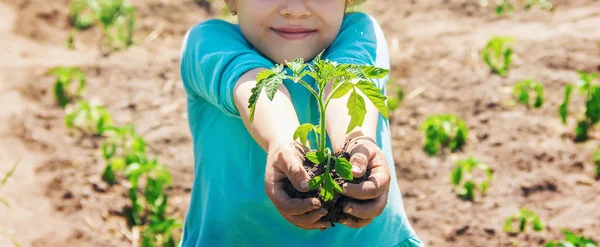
[282, 146, 371, 227]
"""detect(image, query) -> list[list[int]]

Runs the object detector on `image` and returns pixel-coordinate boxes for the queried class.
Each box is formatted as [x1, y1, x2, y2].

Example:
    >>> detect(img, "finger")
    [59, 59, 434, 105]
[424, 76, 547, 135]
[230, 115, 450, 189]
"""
[349, 148, 369, 178]
[291, 208, 328, 226]
[275, 143, 311, 192]
[343, 189, 388, 219]
[269, 180, 321, 215]
[340, 216, 373, 229]
[294, 219, 331, 230]
[342, 163, 390, 200]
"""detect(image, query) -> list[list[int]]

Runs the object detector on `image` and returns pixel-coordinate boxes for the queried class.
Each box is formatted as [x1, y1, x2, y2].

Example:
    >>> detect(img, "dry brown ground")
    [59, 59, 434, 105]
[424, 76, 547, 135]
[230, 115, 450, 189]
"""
[0, 0, 599, 246]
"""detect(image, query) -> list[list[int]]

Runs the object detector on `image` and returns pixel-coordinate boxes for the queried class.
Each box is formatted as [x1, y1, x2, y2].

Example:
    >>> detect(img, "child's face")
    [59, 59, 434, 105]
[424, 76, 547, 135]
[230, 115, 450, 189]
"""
[226, 0, 347, 64]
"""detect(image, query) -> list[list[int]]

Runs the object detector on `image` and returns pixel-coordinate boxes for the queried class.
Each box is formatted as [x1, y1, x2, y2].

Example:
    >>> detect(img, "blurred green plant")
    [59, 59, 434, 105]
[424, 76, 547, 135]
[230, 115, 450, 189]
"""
[65, 100, 113, 136]
[513, 79, 544, 108]
[494, 0, 515, 15]
[387, 84, 404, 112]
[558, 72, 600, 142]
[419, 114, 469, 156]
[503, 208, 543, 234]
[545, 230, 598, 247]
[68, 0, 136, 51]
[48, 67, 86, 108]
[100, 124, 146, 185]
[482, 36, 515, 77]
[450, 157, 492, 200]
[524, 0, 553, 11]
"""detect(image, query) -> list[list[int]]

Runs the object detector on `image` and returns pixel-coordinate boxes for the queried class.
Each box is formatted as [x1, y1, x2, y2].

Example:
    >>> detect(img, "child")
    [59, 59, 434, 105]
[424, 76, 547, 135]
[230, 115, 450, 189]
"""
[179, 0, 423, 246]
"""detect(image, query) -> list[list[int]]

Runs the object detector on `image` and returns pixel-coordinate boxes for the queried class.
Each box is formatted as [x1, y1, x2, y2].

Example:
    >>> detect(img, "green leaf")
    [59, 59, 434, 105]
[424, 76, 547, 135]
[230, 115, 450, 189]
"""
[109, 157, 126, 171]
[102, 142, 116, 160]
[519, 216, 527, 232]
[309, 174, 324, 190]
[248, 66, 286, 125]
[462, 180, 475, 200]
[585, 86, 600, 125]
[575, 120, 589, 141]
[355, 80, 389, 119]
[320, 173, 335, 202]
[0, 160, 19, 187]
[332, 179, 343, 194]
[334, 157, 353, 180]
[306, 151, 327, 165]
[559, 84, 574, 124]
[450, 166, 462, 186]
[532, 216, 543, 231]
[102, 164, 116, 185]
[331, 81, 354, 99]
[286, 58, 306, 75]
[264, 65, 285, 101]
[361, 66, 389, 79]
[293, 124, 315, 146]
[503, 216, 515, 233]
[346, 88, 367, 134]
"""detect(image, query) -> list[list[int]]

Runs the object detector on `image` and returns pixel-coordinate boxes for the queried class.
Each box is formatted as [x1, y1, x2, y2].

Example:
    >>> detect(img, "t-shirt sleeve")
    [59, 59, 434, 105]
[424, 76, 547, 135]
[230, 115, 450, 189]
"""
[180, 19, 274, 117]
[323, 12, 390, 90]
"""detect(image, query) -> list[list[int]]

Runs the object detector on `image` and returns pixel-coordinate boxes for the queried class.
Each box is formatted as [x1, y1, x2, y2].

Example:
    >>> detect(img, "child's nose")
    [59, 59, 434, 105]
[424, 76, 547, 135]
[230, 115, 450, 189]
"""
[279, 0, 311, 18]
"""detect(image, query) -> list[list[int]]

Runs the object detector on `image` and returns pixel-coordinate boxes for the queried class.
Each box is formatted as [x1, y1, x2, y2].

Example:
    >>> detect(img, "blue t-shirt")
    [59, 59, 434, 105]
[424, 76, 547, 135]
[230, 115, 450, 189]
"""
[179, 12, 423, 247]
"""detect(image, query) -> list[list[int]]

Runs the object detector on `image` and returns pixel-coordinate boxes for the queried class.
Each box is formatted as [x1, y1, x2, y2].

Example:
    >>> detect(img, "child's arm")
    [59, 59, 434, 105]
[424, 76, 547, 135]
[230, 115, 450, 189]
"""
[322, 12, 392, 228]
[180, 20, 328, 230]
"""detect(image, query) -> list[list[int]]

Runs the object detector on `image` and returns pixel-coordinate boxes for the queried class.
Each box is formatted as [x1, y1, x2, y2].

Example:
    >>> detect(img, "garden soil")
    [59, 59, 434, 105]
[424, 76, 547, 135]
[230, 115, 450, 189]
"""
[0, 0, 599, 246]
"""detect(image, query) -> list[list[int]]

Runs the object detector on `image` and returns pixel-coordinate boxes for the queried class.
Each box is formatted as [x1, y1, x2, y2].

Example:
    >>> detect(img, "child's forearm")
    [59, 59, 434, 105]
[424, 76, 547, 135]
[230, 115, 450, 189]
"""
[234, 68, 301, 152]
[324, 83, 378, 152]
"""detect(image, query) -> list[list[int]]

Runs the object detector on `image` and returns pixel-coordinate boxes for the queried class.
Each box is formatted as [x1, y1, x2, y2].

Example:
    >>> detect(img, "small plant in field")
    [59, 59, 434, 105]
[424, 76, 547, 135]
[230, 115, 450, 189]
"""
[68, 0, 136, 51]
[48, 67, 86, 108]
[503, 208, 543, 235]
[513, 79, 544, 108]
[450, 157, 492, 200]
[419, 114, 468, 156]
[387, 84, 404, 112]
[248, 51, 389, 223]
[545, 230, 598, 247]
[524, 0, 553, 11]
[494, 0, 515, 15]
[101, 124, 147, 185]
[482, 36, 515, 77]
[558, 72, 600, 142]
[65, 100, 113, 136]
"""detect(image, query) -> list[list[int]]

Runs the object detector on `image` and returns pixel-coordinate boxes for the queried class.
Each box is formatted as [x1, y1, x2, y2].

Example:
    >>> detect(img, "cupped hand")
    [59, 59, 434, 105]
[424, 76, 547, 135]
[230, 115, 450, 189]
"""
[264, 140, 330, 230]
[340, 135, 391, 228]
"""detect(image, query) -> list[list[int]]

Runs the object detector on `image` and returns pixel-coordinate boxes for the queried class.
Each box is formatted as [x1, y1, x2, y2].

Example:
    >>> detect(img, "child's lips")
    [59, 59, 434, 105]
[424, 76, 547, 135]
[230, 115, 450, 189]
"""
[271, 27, 317, 40]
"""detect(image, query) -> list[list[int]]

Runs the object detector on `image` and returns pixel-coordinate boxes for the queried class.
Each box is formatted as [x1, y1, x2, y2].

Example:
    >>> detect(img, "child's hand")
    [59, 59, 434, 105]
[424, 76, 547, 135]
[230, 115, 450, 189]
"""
[340, 135, 391, 228]
[264, 140, 330, 230]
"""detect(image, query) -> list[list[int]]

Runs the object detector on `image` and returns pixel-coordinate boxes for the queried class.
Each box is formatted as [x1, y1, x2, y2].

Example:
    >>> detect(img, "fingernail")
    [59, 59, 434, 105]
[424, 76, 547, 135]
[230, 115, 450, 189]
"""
[344, 206, 353, 214]
[352, 165, 361, 173]
[300, 180, 309, 191]
[312, 199, 321, 208]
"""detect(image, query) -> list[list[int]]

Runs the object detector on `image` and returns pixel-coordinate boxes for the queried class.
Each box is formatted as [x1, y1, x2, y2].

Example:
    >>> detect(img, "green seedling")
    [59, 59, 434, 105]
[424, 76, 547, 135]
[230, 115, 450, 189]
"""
[559, 72, 600, 142]
[65, 100, 113, 136]
[494, 0, 515, 15]
[593, 148, 600, 178]
[48, 67, 86, 108]
[248, 51, 389, 202]
[69, 0, 95, 30]
[0, 161, 19, 208]
[101, 124, 147, 185]
[450, 157, 492, 200]
[142, 216, 183, 247]
[387, 84, 404, 112]
[513, 79, 544, 108]
[525, 0, 553, 11]
[419, 114, 469, 156]
[68, 0, 136, 51]
[503, 208, 543, 234]
[482, 36, 515, 77]
[124, 158, 171, 226]
[545, 230, 598, 247]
